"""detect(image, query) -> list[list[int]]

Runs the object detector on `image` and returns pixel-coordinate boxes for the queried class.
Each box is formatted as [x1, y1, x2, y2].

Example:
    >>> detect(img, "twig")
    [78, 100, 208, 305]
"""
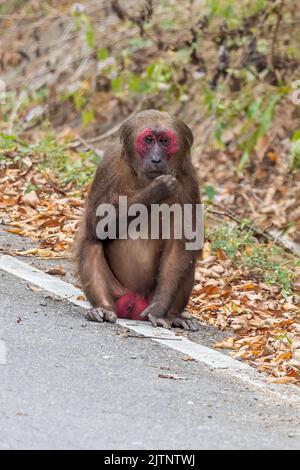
[270, 0, 284, 69]
[207, 208, 240, 224]
[88, 99, 147, 143]
[70, 123, 122, 149]
[7, 90, 27, 134]
[71, 98, 147, 148]
[86, 121, 125, 144]
[197, 2, 276, 162]
[197, 57, 240, 161]
[207, 207, 300, 258]
[71, 136, 103, 157]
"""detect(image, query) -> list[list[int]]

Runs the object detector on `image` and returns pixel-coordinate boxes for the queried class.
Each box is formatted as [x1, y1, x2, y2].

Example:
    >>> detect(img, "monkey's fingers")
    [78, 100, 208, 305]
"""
[85, 308, 117, 324]
[155, 174, 178, 193]
[147, 314, 156, 327]
[140, 305, 152, 319]
[146, 313, 171, 329]
[156, 318, 172, 329]
[140, 301, 162, 319]
[170, 316, 199, 332]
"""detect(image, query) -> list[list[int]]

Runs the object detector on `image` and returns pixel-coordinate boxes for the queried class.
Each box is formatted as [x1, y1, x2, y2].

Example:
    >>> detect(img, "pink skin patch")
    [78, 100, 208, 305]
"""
[135, 127, 178, 159]
[116, 292, 149, 321]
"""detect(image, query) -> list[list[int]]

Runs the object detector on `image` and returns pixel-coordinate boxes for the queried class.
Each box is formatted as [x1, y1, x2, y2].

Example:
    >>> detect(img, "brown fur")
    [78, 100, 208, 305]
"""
[74, 110, 201, 330]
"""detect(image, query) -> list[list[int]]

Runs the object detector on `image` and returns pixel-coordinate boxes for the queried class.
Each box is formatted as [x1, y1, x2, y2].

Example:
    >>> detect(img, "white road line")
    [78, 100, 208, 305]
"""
[0, 254, 299, 402]
[118, 319, 248, 370]
[0, 254, 90, 309]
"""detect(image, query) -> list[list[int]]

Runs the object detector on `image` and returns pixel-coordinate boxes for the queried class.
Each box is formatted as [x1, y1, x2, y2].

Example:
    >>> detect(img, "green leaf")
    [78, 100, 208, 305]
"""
[258, 95, 281, 137]
[127, 38, 153, 51]
[97, 48, 109, 61]
[128, 75, 141, 93]
[111, 77, 122, 93]
[203, 185, 217, 203]
[238, 150, 250, 174]
[74, 94, 86, 111]
[247, 98, 262, 120]
[173, 48, 192, 64]
[82, 109, 94, 126]
[86, 28, 96, 48]
[290, 136, 300, 170]
[291, 129, 300, 142]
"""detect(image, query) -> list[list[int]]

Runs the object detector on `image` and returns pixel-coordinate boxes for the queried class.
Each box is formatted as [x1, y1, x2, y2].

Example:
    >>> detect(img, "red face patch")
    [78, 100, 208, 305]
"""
[135, 127, 178, 158]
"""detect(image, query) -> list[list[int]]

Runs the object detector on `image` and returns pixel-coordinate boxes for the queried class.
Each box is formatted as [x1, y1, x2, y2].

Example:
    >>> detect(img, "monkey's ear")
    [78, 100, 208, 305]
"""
[174, 119, 194, 148]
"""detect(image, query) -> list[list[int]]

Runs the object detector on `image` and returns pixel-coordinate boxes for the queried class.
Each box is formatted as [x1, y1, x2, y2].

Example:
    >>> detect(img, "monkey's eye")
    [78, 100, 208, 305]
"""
[159, 136, 169, 145]
[144, 135, 154, 144]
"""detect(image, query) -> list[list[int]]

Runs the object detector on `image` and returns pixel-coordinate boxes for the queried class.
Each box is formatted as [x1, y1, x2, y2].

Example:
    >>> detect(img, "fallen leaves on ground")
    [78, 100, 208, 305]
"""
[188, 249, 300, 384]
[0, 161, 84, 258]
[1, 149, 300, 385]
[46, 266, 66, 276]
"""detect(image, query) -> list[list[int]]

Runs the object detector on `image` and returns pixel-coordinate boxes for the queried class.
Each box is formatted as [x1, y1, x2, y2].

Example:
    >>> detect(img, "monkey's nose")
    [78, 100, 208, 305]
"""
[151, 157, 161, 164]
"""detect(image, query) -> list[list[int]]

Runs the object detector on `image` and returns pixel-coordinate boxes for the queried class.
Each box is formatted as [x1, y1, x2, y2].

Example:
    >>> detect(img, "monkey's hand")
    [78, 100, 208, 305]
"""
[141, 302, 171, 329]
[149, 175, 178, 202]
[142, 304, 199, 331]
[168, 314, 199, 332]
[147, 313, 199, 331]
[85, 307, 117, 323]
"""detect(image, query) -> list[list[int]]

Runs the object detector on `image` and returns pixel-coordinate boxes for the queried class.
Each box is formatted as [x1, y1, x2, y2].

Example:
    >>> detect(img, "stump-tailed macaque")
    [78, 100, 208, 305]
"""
[75, 110, 201, 330]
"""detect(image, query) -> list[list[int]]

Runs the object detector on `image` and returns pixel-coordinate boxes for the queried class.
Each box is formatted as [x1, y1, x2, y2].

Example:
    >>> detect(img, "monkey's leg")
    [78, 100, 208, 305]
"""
[79, 241, 127, 323]
[141, 243, 197, 328]
[166, 270, 199, 332]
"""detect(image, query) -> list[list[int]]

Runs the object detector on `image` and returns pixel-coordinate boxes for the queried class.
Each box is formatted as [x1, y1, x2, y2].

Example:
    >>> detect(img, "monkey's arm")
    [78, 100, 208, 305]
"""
[130, 174, 178, 206]
[88, 171, 178, 241]
[141, 175, 201, 327]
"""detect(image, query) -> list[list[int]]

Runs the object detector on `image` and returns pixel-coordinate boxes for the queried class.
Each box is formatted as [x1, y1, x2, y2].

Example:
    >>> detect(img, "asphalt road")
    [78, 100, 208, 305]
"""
[0, 268, 300, 450]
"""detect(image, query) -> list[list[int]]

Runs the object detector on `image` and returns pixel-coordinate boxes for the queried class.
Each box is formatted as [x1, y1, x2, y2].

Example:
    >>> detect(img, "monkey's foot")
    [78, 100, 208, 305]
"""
[141, 303, 171, 329]
[142, 304, 199, 331]
[146, 313, 198, 331]
[147, 313, 172, 329]
[169, 315, 199, 332]
[85, 308, 117, 323]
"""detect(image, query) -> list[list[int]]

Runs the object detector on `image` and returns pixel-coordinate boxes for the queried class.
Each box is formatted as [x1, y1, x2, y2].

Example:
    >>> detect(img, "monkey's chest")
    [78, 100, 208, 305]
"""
[104, 239, 161, 295]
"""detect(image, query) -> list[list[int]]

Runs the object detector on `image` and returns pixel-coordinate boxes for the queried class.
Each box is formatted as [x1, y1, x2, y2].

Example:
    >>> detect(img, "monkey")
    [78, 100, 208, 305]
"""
[74, 109, 201, 331]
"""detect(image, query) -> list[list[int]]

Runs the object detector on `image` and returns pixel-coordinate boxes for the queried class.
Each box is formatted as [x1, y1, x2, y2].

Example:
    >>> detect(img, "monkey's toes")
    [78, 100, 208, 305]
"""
[170, 316, 199, 332]
[85, 308, 117, 324]
[147, 313, 171, 329]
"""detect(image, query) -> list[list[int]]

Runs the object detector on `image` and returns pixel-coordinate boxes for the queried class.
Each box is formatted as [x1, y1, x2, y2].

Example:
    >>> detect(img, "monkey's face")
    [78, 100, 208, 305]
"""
[134, 127, 178, 180]
[120, 110, 194, 181]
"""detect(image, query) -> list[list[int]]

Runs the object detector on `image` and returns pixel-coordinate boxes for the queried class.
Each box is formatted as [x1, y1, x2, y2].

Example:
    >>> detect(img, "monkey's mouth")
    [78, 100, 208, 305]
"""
[146, 170, 165, 179]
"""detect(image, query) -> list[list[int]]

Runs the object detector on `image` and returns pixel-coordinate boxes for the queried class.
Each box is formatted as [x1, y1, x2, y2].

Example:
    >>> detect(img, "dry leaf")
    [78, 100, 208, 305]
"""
[202, 242, 211, 260]
[46, 266, 66, 276]
[267, 376, 297, 384]
[158, 374, 184, 380]
[22, 191, 39, 209]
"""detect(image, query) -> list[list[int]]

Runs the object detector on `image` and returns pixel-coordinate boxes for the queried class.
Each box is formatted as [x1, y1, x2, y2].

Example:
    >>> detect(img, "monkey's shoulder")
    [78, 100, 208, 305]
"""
[90, 143, 133, 198]
[97, 143, 122, 168]
[92, 143, 123, 178]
